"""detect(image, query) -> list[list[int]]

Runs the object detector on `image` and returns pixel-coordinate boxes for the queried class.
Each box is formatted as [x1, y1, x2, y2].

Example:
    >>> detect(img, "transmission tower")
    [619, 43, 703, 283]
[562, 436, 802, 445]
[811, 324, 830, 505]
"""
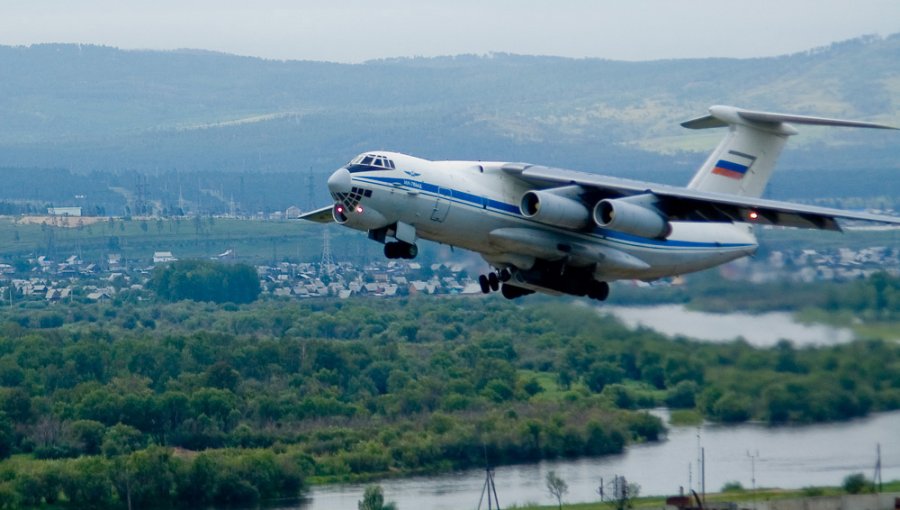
[306, 167, 315, 212]
[477, 466, 501, 510]
[320, 229, 336, 275]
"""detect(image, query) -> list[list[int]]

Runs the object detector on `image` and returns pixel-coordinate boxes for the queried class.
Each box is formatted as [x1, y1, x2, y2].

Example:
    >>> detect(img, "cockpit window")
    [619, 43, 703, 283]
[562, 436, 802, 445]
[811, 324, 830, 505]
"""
[346, 153, 396, 173]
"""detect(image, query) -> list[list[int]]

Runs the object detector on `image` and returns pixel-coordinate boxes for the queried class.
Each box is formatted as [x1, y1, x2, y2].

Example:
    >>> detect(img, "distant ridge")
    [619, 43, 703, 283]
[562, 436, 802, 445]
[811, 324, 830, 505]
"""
[0, 34, 897, 178]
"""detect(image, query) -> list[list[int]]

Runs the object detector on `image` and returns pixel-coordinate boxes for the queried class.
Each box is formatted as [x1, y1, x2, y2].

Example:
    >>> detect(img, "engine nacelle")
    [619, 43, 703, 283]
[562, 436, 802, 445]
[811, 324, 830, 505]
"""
[593, 198, 671, 239]
[520, 190, 590, 230]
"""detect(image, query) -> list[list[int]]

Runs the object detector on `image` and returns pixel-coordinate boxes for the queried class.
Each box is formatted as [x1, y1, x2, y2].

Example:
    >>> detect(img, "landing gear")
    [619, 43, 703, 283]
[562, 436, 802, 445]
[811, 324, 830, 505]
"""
[478, 274, 490, 294]
[488, 272, 500, 292]
[384, 241, 418, 259]
[478, 270, 505, 295]
[587, 281, 610, 301]
[501, 284, 534, 300]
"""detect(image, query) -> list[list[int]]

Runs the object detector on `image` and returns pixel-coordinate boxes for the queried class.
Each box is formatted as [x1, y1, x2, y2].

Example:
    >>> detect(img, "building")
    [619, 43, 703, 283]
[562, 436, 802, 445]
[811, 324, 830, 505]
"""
[153, 251, 177, 264]
[47, 207, 82, 217]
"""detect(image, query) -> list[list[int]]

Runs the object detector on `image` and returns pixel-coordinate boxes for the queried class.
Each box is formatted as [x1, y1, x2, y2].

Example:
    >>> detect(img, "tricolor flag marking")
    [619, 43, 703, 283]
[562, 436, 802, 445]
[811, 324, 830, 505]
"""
[711, 150, 757, 180]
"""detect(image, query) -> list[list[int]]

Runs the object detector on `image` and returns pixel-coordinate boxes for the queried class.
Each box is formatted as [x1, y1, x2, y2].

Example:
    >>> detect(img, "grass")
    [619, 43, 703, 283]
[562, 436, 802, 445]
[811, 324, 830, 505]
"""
[668, 409, 703, 426]
[0, 215, 377, 265]
[502, 481, 900, 510]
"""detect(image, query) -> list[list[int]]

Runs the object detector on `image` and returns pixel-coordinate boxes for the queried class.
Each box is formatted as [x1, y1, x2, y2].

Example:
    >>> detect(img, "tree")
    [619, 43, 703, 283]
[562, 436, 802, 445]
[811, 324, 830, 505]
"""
[546, 470, 568, 510]
[586, 361, 625, 393]
[112, 447, 178, 510]
[148, 260, 260, 304]
[358, 485, 397, 510]
[102, 423, 145, 457]
[842, 473, 873, 494]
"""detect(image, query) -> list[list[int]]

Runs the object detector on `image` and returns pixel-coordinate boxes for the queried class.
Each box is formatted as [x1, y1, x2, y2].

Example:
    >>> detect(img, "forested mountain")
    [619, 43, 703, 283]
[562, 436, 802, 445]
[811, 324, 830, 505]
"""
[0, 35, 898, 213]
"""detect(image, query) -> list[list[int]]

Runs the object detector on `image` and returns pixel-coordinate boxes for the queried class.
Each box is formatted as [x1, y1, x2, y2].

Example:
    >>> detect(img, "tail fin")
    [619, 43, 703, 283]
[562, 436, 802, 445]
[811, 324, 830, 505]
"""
[683, 105, 897, 198]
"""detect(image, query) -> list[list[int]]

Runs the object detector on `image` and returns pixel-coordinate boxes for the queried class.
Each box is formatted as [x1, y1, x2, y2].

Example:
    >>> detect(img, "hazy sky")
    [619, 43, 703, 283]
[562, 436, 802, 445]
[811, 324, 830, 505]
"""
[2, 0, 900, 63]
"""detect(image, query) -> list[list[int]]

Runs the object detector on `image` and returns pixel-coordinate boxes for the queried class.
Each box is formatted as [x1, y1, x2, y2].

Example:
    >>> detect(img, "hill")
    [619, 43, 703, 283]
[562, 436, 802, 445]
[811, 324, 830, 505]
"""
[0, 35, 898, 213]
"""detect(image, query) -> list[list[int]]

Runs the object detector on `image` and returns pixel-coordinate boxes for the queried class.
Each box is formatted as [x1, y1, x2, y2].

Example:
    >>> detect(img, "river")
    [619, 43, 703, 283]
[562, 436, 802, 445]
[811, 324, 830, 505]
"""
[601, 305, 855, 347]
[293, 410, 900, 510]
[284, 307, 885, 509]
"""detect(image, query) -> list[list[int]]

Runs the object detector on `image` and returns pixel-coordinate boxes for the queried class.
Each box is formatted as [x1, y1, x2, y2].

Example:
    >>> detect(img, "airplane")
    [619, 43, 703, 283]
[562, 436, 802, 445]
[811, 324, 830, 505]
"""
[302, 105, 899, 300]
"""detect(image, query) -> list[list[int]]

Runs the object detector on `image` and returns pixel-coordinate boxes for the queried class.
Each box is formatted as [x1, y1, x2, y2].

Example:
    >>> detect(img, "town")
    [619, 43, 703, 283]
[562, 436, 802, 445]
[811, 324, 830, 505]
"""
[1, 226, 898, 304]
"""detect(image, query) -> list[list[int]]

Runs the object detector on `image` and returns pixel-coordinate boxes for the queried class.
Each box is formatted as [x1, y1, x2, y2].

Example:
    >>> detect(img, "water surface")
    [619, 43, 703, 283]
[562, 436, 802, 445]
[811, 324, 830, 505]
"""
[293, 411, 900, 510]
[602, 305, 854, 347]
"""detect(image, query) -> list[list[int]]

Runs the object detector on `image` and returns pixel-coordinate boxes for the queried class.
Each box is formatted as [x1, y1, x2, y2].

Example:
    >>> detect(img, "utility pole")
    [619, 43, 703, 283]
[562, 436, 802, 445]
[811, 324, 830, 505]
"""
[747, 450, 759, 510]
[874, 443, 882, 492]
[701, 447, 706, 504]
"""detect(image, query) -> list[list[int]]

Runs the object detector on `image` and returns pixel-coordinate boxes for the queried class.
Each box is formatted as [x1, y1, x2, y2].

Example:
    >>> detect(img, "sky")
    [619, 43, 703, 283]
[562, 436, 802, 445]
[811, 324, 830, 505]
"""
[2, 0, 900, 63]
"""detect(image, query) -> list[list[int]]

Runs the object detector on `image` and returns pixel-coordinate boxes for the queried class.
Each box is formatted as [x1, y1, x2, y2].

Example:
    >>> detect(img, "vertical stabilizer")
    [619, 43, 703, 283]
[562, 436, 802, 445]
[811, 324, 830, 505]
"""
[683, 105, 897, 198]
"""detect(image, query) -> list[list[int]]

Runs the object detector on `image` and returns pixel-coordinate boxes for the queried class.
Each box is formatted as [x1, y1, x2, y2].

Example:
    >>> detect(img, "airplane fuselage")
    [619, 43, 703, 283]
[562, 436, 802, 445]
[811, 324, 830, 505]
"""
[328, 151, 758, 296]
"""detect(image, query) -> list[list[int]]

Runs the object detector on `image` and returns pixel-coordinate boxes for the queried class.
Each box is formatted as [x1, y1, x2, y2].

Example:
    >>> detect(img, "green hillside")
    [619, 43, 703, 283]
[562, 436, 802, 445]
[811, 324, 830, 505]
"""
[0, 35, 898, 177]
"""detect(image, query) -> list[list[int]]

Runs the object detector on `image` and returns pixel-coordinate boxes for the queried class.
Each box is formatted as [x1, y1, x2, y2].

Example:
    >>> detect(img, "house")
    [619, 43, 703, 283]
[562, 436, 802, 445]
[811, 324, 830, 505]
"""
[153, 251, 177, 264]
[86, 290, 112, 301]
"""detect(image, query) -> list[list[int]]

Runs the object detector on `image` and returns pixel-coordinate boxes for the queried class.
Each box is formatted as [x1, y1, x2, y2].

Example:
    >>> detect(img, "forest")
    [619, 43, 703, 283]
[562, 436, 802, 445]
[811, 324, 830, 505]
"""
[0, 271, 897, 507]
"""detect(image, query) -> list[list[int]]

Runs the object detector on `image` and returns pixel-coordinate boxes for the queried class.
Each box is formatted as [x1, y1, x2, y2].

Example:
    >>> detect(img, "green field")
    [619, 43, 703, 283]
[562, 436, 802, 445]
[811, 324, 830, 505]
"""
[0, 216, 380, 265]
[0, 215, 897, 267]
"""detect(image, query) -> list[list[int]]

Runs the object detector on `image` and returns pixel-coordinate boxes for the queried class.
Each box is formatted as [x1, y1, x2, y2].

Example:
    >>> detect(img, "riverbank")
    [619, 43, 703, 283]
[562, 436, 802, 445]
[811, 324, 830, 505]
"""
[506, 484, 900, 510]
[299, 410, 900, 510]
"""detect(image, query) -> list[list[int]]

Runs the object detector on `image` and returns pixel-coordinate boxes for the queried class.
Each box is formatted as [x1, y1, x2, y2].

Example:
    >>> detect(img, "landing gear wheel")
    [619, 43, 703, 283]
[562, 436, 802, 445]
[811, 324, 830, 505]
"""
[384, 242, 398, 259]
[498, 268, 511, 282]
[501, 284, 533, 300]
[403, 243, 418, 259]
[478, 274, 491, 294]
[488, 272, 500, 292]
[588, 281, 610, 301]
[501, 284, 520, 300]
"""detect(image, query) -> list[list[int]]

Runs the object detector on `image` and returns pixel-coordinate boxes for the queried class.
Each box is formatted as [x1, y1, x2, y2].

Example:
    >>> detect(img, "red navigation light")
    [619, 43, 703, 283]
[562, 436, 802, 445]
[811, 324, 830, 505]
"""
[336, 205, 344, 214]
[356, 206, 364, 213]
[748, 210, 759, 221]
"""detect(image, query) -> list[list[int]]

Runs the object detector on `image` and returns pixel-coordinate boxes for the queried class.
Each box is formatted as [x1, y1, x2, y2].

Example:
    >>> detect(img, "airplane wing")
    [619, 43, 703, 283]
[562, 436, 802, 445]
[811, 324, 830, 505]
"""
[298, 205, 335, 223]
[502, 163, 900, 231]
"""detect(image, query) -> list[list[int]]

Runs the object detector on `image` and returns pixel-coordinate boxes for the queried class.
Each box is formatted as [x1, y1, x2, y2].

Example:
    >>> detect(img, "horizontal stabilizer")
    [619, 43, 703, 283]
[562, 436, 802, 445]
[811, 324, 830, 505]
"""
[682, 105, 899, 131]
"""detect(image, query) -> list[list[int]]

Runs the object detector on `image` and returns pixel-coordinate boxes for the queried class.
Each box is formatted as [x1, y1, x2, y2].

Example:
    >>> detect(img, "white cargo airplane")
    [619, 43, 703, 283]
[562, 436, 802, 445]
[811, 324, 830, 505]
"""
[302, 106, 899, 300]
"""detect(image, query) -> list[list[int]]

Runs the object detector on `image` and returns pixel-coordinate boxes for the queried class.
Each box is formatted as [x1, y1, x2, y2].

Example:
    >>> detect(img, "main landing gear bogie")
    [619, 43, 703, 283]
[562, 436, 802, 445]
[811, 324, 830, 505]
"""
[384, 241, 418, 260]
[479, 269, 534, 300]
[478, 269, 510, 294]
[479, 267, 610, 302]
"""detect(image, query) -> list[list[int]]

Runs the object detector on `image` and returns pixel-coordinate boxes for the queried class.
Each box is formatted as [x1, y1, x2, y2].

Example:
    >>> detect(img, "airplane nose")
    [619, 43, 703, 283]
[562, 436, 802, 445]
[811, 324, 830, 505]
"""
[327, 168, 352, 194]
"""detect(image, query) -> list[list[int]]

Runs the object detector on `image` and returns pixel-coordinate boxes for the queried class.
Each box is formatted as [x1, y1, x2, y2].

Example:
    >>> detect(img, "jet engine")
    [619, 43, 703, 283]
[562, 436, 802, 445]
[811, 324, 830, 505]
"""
[593, 198, 671, 239]
[520, 190, 591, 230]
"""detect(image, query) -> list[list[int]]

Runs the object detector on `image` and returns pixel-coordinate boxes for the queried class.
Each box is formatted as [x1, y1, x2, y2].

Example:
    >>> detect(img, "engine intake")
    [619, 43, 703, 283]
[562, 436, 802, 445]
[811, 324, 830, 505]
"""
[520, 190, 590, 230]
[593, 199, 671, 239]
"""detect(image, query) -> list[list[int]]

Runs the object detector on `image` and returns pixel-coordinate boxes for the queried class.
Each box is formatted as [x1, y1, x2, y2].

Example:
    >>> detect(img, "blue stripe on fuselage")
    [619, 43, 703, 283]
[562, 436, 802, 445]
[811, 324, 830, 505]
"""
[354, 174, 754, 250]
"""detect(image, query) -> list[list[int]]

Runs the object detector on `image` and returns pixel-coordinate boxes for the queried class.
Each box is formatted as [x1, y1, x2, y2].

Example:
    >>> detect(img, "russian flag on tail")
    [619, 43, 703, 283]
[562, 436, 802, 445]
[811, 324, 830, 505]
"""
[712, 150, 757, 180]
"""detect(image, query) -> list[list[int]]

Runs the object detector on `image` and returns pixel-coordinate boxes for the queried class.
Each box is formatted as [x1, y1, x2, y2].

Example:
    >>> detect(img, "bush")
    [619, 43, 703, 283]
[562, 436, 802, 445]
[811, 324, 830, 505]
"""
[842, 473, 872, 494]
[721, 481, 744, 492]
